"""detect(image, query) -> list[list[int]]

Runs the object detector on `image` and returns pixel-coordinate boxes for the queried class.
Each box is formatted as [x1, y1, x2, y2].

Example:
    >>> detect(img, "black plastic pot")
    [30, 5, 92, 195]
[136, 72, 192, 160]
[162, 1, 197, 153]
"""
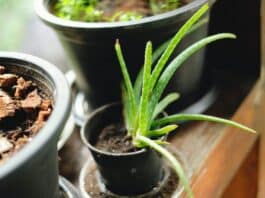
[0, 52, 71, 198]
[35, 0, 215, 110]
[81, 103, 164, 196]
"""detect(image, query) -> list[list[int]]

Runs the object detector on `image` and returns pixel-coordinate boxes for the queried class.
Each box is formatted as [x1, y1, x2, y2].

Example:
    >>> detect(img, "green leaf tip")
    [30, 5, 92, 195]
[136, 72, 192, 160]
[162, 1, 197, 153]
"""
[115, 39, 120, 47]
[219, 33, 237, 39]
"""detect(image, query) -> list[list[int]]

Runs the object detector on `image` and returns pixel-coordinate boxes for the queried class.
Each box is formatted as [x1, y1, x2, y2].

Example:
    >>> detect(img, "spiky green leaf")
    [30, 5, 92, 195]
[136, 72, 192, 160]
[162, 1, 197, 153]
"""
[149, 33, 236, 118]
[153, 93, 180, 119]
[115, 40, 136, 127]
[149, 4, 209, 92]
[121, 85, 132, 131]
[152, 114, 256, 134]
[138, 41, 153, 135]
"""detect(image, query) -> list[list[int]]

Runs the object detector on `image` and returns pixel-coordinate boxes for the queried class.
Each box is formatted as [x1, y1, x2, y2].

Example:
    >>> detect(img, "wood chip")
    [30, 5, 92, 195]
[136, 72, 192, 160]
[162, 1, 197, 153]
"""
[28, 108, 52, 134]
[21, 89, 42, 111]
[0, 90, 17, 120]
[40, 99, 52, 111]
[0, 137, 13, 153]
[14, 77, 32, 98]
[0, 74, 17, 87]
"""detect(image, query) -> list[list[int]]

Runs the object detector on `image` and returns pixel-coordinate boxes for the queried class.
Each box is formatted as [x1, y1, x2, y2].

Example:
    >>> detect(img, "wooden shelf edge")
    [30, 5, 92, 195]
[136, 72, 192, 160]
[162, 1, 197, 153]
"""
[180, 80, 263, 198]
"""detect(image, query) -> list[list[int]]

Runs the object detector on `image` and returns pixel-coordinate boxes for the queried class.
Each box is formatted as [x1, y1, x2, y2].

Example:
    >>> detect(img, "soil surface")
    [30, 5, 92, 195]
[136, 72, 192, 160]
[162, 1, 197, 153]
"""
[0, 66, 53, 165]
[94, 123, 138, 153]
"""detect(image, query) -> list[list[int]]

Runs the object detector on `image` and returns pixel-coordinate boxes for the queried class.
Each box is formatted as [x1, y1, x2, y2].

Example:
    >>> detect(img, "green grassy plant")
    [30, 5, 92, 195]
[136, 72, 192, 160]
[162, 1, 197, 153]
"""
[114, 4, 256, 198]
[54, 0, 182, 22]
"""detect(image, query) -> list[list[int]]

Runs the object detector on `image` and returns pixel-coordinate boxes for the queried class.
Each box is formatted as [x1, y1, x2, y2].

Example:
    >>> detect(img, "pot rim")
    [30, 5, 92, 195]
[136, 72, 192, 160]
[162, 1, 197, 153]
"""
[81, 102, 148, 157]
[0, 52, 71, 178]
[35, 0, 213, 30]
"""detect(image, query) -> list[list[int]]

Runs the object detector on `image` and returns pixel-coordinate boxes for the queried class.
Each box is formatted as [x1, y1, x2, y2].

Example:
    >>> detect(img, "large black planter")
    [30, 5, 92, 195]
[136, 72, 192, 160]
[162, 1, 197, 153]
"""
[35, 0, 215, 110]
[81, 103, 164, 196]
[0, 52, 71, 198]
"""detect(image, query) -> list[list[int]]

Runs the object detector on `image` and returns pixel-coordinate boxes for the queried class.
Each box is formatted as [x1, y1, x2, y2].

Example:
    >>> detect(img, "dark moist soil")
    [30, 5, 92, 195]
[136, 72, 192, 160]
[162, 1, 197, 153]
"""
[0, 65, 53, 165]
[84, 160, 179, 198]
[94, 123, 138, 153]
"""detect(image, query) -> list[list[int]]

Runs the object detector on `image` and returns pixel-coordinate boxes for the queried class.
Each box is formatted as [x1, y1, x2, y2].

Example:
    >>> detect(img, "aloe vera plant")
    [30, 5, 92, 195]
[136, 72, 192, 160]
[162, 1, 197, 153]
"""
[114, 3, 255, 198]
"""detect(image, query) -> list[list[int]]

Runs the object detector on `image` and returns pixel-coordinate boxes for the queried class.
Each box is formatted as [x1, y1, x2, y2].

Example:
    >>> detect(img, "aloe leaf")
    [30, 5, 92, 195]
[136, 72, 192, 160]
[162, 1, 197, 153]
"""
[149, 4, 209, 92]
[153, 93, 180, 119]
[186, 17, 209, 36]
[152, 114, 256, 134]
[133, 41, 165, 104]
[138, 41, 153, 135]
[121, 85, 132, 131]
[134, 3, 209, 102]
[134, 39, 166, 104]
[152, 17, 209, 65]
[149, 33, 236, 118]
[136, 135, 193, 198]
[147, 124, 178, 138]
[153, 17, 209, 65]
[154, 140, 170, 145]
[115, 40, 136, 125]
[134, 69, 143, 105]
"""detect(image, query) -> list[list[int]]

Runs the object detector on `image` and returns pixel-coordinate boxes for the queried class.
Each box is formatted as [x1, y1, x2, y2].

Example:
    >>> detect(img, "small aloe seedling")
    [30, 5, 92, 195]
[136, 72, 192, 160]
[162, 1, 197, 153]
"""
[115, 3, 255, 198]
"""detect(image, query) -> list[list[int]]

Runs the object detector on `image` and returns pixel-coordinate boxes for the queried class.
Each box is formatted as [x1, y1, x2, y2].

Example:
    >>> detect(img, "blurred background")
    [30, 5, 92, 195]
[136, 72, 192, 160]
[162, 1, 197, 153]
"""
[0, 0, 67, 72]
[0, 1, 264, 196]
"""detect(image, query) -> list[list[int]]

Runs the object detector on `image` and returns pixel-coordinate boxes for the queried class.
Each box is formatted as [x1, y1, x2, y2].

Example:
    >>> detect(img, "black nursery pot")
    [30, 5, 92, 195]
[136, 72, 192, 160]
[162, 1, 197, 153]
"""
[0, 52, 71, 198]
[81, 103, 164, 196]
[35, 0, 215, 110]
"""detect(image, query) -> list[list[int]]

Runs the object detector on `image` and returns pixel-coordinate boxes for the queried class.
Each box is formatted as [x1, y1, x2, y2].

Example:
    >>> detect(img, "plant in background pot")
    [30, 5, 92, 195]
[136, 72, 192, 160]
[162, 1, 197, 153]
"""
[0, 52, 71, 198]
[53, 0, 184, 22]
[36, 0, 215, 111]
[80, 5, 256, 197]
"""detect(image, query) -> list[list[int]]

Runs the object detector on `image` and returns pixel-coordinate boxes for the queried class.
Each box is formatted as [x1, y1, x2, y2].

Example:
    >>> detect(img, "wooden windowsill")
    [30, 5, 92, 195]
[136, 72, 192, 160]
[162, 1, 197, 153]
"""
[169, 73, 263, 197]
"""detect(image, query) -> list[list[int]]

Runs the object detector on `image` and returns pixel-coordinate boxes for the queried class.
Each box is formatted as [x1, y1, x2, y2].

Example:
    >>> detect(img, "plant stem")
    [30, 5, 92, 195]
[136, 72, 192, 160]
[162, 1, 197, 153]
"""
[136, 135, 193, 198]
